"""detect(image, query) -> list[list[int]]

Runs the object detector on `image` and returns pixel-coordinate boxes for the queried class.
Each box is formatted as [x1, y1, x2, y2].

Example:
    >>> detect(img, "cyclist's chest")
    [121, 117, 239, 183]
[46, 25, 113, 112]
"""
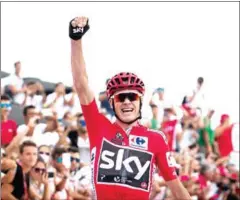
[91, 126, 155, 192]
[94, 125, 154, 152]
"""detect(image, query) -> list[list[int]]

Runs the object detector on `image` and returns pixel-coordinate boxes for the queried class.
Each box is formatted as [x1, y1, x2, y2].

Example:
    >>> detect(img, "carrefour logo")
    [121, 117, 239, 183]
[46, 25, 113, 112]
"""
[129, 135, 148, 150]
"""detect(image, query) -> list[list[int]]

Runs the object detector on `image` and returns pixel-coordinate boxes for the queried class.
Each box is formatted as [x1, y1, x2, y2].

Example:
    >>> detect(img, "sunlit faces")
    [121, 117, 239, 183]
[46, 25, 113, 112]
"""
[70, 152, 80, 171]
[39, 146, 51, 164]
[111, 90, 142, 123]
[20, 146, 38, 168]
[31, 161, 46, 181]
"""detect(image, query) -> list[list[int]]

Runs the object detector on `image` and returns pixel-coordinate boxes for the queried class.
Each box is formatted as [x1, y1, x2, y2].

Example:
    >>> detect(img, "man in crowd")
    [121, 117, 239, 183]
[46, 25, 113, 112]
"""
[3, 61, 26, 104]
[44, 82, 68, 120]
[1, 140, 38, 200]
[51, 146, 90, 200]
[5, 105, 40, 156]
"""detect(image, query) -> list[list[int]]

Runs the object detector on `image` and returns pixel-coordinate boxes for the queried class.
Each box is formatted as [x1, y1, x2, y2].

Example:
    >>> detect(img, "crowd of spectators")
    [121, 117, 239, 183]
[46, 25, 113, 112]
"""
[1, 61, 239, 200]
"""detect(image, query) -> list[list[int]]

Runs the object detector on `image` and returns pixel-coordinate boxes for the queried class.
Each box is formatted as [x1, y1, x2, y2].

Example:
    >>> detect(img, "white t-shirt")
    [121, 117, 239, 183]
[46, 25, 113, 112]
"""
[16, 124, 44, 144]
[16, 124, 32, 143]
[77, 136, 90, 164]
[45, 92, 67, 119]
[64, 92, 82, 115]
[23, 95, 43, 111]
[23, 123, 59, 147]
[69, 166, 92, 191]
[179, 129, 197, 150]
[3, 74, 25, 104]
[2, 74, 24, 90]
[190, 86, 205, 109]
[16, 123, 59, 148]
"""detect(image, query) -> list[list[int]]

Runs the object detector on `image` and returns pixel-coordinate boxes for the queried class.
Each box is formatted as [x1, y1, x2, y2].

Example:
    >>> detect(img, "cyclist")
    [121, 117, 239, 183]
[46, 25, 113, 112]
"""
[69, 16, 191, 200]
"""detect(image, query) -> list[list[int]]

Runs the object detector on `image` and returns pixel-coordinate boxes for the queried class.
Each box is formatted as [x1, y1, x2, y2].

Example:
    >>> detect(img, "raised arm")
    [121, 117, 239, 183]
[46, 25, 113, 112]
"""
[70, 17, 94, 105]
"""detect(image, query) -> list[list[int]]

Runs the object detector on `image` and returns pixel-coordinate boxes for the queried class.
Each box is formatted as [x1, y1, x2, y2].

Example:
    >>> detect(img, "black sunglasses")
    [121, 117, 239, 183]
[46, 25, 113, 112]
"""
[70, 157, 80, 163]
[39, 151, 50, 156]
[34, 167, 46, 174]
[113, 93, 141, 103]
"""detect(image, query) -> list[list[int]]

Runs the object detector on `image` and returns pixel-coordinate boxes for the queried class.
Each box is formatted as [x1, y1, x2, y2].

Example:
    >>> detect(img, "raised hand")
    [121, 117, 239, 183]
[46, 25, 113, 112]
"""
[69, 16, 90, 40]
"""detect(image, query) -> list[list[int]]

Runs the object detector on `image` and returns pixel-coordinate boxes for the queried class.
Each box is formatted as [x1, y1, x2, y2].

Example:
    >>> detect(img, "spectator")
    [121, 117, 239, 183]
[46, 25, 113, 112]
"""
[38, 145, 57, 197]
[198, 108, 215, 154]
[3, 61, 27, 104]
[44, 82, 68, 119]
[161, 105, 182, 152]
[64, 86, 82, 115]
[50, 146, 90, 200]
[187, 77, 206, 114]
[21, 81, 44, 111]
[149, 87, 165, 124]
[1, 94, 17, 147]
[215, 114, 233, 158]
[1, 140, 38, 200]
[146, 104, 161, 130]
[38, 145, 52, 166]
[5, 105, 40, 156]
[33, 110, 60, 147]
[68, 147, 91, 198]
[179, 123, 199, 151]
[29, 156, 51, 200]
[197, 164, 216, 199]
[98, 78, 114, 118]
[50, 146, 70, 199]
[18, 105, 40, 137]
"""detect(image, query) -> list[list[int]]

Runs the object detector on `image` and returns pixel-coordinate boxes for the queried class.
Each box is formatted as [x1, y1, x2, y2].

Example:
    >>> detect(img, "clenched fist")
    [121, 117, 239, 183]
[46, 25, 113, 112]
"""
[69, 16, 90, 40]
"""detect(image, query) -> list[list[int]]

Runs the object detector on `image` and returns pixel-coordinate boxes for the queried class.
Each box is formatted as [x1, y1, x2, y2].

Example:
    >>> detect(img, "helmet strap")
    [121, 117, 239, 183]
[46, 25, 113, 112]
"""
[112, 100, 142, 125]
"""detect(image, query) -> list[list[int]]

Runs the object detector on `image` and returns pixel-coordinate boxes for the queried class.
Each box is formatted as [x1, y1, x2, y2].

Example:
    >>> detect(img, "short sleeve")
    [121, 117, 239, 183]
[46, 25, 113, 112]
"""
[155, 133, 177, 181]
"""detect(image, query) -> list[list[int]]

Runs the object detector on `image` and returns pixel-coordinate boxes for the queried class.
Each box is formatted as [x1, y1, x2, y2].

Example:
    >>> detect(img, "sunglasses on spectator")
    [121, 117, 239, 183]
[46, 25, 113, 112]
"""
[0, 103, 12, 108]
[39, 151, 50, 156]
[70, 157, 80, 163]
[112, 93, 141, 103]
[34, 167, 46, 174]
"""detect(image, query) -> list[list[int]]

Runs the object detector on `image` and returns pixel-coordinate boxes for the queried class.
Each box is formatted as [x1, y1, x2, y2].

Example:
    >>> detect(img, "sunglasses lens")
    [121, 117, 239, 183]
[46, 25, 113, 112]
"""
[128, 93, 139, 101]
[35, 168, 46, 174]
[114, 93, 140, 102]
[71, 157, 80, 162]
[0, 103, 11, 109]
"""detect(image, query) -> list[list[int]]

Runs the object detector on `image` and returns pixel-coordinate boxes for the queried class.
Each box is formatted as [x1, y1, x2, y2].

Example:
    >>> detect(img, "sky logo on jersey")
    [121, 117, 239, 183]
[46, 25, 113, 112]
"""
[97, 139, 153, 192]
[129, 135, 148, 150]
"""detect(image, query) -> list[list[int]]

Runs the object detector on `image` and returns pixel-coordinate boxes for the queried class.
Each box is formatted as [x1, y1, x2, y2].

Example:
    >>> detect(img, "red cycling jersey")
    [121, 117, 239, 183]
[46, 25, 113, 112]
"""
[81, 99, 177, 200]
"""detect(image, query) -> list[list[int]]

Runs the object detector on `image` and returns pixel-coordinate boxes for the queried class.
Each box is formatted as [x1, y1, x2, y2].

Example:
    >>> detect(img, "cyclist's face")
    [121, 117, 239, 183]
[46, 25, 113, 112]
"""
[112, 90, 141, 123]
